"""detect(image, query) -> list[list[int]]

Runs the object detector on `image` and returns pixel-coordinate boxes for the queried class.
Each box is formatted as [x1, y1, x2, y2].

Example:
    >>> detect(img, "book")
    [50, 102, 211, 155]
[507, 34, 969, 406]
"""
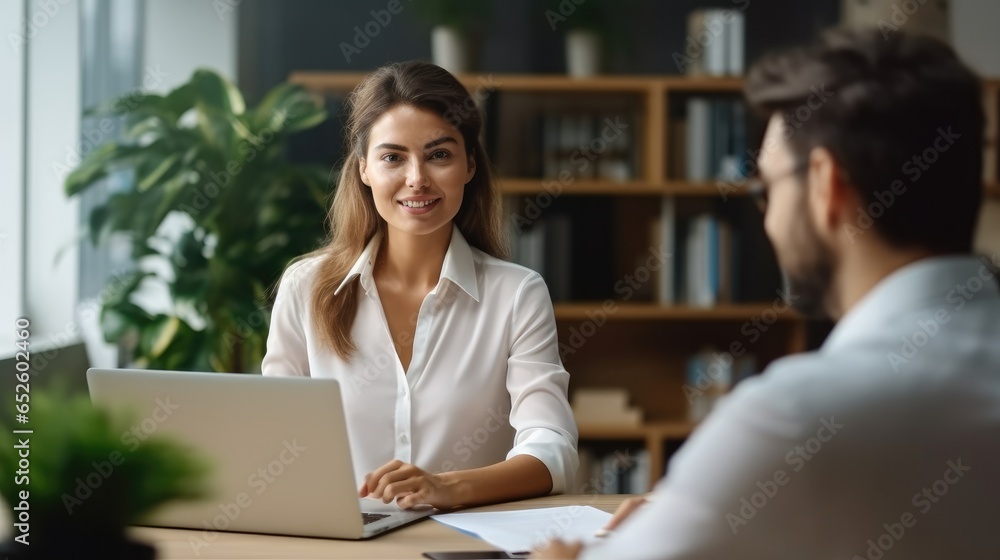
[685, 9, 744, 76]
[726, 9, 745, 75]
[544, 214, 572, 302]
[685, 97, 712, 181]
[655, 196, 677, 304]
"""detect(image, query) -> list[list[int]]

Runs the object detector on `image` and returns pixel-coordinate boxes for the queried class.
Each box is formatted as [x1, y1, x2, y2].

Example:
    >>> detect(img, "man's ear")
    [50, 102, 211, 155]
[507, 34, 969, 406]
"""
[359, 158, 370, 186]
[807, 146, 849, 240]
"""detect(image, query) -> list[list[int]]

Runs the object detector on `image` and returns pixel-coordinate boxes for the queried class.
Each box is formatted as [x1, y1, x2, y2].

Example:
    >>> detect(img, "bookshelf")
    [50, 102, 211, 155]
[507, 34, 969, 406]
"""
[290, 72, 1000, 491]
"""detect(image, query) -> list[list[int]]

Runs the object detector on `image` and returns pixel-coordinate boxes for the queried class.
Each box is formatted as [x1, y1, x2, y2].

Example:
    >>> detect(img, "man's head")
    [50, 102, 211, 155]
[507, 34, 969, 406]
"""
[745, 28, 984, 317]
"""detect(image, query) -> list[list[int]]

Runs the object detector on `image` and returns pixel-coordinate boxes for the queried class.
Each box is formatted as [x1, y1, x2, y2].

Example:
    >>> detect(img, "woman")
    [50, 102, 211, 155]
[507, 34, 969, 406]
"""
[262, 61, 578, 510]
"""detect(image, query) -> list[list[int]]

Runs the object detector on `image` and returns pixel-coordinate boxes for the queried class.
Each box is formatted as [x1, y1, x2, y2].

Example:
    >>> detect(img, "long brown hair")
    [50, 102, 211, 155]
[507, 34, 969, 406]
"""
[309, 61, 507, 359]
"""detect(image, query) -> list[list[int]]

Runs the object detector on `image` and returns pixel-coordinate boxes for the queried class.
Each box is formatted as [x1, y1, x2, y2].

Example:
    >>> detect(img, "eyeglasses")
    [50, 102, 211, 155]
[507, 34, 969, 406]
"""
[747, 161, 809, 213]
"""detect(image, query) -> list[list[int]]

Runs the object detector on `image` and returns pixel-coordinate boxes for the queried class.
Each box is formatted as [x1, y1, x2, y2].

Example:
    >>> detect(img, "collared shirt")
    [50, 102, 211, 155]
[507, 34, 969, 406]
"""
[261, 225, 578, 493]
[583, 255, 1000, 560]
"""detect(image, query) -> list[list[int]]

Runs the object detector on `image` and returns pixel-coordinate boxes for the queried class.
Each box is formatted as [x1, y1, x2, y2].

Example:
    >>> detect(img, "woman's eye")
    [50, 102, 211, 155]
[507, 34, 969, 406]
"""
[382, 153, 401, 163]
[429, 150, 450, 160]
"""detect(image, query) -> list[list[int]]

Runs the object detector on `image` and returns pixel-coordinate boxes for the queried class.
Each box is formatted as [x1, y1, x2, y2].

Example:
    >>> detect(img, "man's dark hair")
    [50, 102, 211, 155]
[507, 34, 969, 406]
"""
[745, 27, 984, 254]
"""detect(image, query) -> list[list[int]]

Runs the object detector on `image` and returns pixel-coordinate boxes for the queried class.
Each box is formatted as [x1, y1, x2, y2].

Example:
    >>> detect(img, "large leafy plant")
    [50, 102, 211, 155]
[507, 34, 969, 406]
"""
[66, 69, 330, 372]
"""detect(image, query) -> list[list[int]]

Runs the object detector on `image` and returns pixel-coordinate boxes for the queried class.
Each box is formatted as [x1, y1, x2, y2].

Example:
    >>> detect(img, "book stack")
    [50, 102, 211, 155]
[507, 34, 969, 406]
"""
[683, 213, 733, 308]
[684, 348, 758, 422]
[571, 388, 644, 426]
[508, 213, 573, 302]
[534, 111, 636, 181]
[684, 9, 745, 76]
[684, 97, 748, 182]
[575, 448, 651, 495]
[650, 200, 738, 307]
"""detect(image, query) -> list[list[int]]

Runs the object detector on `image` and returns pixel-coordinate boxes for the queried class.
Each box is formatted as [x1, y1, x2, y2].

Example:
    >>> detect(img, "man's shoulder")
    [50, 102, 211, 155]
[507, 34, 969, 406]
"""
[732, 351, 881, 417]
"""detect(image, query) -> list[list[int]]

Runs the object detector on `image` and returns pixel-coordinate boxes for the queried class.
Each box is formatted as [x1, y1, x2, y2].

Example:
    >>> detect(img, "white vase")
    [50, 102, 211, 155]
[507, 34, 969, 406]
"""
[431, 25, 471, 74]
[566, 29, 602, 77]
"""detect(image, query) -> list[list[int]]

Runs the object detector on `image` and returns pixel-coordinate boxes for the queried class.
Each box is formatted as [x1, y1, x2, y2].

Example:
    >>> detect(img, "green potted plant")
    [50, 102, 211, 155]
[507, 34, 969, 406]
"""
[0, 388, 210, 559]
[414, 0, 492, 74]
[65, 69, 330, 373]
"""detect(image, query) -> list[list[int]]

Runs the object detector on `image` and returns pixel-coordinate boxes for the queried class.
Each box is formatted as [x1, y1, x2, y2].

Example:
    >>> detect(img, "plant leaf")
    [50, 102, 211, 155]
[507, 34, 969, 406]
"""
[250, 83, 328, 134]
[99, 301, 153, 343]
[137, 154, 180, 192]
[64, 144, 142, 196]
[190, 69, 245, 116]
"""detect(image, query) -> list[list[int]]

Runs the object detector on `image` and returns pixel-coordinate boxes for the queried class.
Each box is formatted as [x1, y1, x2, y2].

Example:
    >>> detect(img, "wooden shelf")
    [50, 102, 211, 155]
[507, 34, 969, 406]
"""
[499, 178, 660, 195]
[288, 72, 747, 95]
[578, 421, 696, 440]
[499, 178, 750, 196]
[554, 302, 800, 321]
[577, 421, 697, 488]
[660, 76, 745, 92]
[664, 180, 749, 196]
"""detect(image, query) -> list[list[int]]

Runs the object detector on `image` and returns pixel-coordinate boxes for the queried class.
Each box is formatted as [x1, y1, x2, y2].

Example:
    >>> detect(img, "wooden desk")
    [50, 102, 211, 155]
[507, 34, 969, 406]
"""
[129, 494, 625, 559]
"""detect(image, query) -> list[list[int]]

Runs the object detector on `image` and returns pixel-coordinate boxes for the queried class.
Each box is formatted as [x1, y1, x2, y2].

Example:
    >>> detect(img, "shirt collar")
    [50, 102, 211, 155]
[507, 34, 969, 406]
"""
[333, 224, 480, 302]
[822, 255, 1000, 353]
[333, 231, 382, 296]
[438, 224, 481, 302]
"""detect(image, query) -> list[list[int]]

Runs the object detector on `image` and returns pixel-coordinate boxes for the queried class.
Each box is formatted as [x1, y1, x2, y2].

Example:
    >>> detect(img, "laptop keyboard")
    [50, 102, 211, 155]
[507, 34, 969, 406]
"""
[362, 512, 391, 525]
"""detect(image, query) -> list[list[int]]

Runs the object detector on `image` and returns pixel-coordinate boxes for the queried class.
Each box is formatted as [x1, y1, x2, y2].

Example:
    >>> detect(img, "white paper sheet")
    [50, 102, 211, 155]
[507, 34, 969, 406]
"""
[431, 505, 612, 552]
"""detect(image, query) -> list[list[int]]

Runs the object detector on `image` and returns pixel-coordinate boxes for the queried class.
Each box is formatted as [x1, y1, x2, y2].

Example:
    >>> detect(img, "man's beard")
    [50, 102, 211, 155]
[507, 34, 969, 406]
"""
[781, 210, 836, 319]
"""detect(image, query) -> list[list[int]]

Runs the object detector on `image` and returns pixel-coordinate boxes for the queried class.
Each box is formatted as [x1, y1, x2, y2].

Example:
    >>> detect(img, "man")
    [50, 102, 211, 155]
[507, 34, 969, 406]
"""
[534, 27, 1000, 559]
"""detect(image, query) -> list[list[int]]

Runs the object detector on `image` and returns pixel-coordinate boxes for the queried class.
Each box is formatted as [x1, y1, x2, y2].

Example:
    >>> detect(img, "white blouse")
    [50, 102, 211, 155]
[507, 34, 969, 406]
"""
[261, 225, 578, 493]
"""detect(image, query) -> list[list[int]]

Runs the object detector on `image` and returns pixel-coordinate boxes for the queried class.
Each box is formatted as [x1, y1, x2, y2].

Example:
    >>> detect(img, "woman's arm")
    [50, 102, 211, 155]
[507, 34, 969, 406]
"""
[260, 259, 313, 377]
[502, 272, 579, 494]
[361, 454, 552, 509]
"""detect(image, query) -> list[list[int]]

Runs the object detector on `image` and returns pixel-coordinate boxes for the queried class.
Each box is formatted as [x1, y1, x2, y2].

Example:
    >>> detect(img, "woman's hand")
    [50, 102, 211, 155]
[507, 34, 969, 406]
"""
[530, 539, 584, 559]
[359, 459, 462, 509]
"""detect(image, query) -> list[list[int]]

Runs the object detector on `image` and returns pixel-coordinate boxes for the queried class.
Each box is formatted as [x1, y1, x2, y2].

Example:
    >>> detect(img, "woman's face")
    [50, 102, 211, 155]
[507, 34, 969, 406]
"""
[359, 104, 475, 239]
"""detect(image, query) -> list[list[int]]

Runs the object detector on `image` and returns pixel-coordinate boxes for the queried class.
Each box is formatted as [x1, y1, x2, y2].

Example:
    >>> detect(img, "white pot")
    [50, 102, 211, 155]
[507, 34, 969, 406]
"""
[566, 29, 602, 77]
[431, 25, 471, 74]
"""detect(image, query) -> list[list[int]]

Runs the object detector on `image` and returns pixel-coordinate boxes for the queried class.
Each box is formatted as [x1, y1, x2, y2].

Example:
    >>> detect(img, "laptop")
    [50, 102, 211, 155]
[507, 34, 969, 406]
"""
[86, 368, 435, 539]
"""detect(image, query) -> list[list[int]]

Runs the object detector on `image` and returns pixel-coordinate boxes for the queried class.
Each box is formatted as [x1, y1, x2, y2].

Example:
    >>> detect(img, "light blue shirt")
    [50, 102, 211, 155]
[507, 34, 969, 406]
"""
[584, 255, 1000, 559]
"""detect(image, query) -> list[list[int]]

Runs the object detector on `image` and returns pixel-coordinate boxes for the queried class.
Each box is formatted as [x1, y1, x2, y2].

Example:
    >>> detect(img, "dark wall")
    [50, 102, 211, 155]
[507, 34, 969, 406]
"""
[238, 0, 840, 166]
[239, 0, 840, 102]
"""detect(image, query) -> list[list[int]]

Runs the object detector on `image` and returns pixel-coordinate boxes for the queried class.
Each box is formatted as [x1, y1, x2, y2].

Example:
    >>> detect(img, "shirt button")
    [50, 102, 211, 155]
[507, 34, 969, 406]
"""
[399, 433, 408, 444]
